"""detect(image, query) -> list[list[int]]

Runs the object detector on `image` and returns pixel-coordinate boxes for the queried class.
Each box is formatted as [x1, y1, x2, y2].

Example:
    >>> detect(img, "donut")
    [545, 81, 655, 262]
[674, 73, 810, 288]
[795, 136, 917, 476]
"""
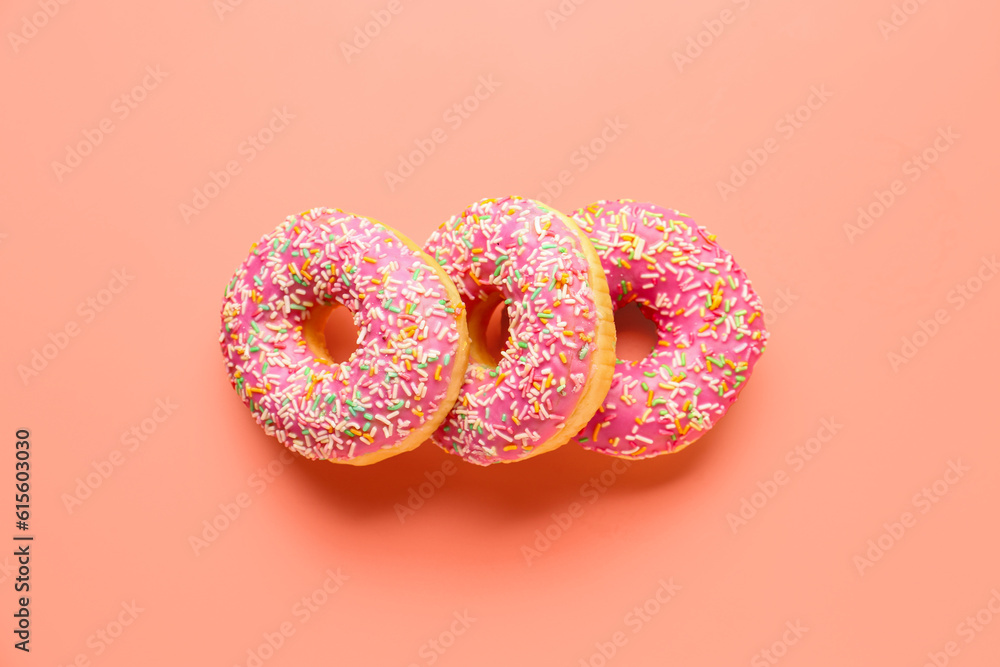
[220, 207, 470, 465]
[571, 200, 768, 458]
[423, 196, 616, 465]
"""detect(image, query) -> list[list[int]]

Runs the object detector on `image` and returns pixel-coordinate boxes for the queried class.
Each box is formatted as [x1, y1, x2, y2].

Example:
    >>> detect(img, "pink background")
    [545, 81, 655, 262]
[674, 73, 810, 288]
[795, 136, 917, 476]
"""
[3, 0, 999, 665]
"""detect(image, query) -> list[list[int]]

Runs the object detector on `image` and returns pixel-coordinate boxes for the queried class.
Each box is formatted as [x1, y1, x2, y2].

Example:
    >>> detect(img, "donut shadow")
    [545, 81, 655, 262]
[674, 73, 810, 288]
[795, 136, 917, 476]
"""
[272, 413, 725, 524]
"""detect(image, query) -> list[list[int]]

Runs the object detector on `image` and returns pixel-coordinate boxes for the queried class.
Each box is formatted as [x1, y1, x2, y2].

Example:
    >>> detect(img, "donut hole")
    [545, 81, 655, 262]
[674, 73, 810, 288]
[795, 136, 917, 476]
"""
[467, 293, 511, 367]
[614, 301, 658, 362]
[304, 303, 360, 364]
[482, 300, 511, 366]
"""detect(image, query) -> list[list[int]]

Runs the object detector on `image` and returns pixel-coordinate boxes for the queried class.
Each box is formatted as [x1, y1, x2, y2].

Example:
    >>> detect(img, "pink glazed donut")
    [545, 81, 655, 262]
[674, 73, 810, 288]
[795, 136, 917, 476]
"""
[423, 196, 616, 466]
[571, 200, 768, 458]
[220, 208, 470, 465]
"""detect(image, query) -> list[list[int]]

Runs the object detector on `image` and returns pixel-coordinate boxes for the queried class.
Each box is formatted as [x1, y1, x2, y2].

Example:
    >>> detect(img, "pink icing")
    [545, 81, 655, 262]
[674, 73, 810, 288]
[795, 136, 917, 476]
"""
[572, 200, 768, 458]
[423, 197, 607, 465]
[220, 208, 465, 462]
